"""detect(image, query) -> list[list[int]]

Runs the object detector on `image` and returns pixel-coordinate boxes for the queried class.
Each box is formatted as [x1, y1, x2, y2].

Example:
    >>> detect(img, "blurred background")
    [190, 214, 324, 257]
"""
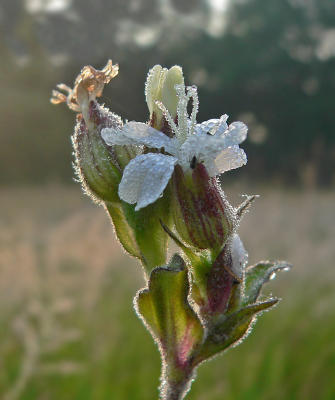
[0, 0, 334, 399]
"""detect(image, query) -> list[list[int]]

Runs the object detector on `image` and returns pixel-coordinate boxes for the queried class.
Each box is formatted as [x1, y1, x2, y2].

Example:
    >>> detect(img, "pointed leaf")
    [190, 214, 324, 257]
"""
[105, 201, 143, 262]
[135, 255, 204, 368]
[236, 194, 258, 220]
[195, 299, 278, 363]
[243, 261, 292, 306]
[159, 219, 202, 266]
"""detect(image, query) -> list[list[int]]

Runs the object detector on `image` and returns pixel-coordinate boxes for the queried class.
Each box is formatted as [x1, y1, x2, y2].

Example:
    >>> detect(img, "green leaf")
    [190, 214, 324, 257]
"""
[159, 218, 208, 268]
[105, 201, 143, 262]
[243, 261, 292, 306]
[121, 198, 171, 272]
[159, 218, 217, 307]
[135, 254, 204, 368]
[195, 299, 278, 363]
[105, 194, 172, 273]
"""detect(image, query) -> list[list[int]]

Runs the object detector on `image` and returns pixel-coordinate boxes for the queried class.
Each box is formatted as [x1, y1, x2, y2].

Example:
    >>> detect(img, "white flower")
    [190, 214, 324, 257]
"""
[102, 84, 247, 210]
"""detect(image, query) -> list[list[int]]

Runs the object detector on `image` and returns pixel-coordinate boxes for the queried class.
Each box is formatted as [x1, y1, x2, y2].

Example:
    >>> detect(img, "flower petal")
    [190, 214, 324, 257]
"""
[122, 122, 176, 150]
[194, 115, 228, 135]
[101, 126, 134, 146]
[102, 122, 176, 153]
[118, 153, 177, 211]
[223, 121, 248, 146]
[179, 133, 218, 166]
[179, 131, 232, 168]
[213, 146, 247, 174]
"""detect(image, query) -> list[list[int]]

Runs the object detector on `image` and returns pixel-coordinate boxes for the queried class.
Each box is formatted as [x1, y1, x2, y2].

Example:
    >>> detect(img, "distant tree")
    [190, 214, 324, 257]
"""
[0, 0, 334, 185]
[168, 0, 335, 186]
[0, 0, 210, 184]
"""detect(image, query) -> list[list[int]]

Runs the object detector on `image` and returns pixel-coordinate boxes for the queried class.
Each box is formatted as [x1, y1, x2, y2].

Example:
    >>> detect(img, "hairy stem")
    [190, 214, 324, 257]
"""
[161, 362, 195, 400]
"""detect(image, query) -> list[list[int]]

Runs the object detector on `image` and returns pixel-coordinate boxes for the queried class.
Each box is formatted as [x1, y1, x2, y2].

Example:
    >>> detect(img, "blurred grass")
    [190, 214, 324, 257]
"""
[0, 184, 334, 400]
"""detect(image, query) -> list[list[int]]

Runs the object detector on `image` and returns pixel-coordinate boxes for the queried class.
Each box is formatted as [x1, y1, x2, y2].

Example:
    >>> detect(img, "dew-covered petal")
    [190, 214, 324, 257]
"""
[180, 133, 223, 165]
[180, 129, 247, 175]
[213, 145, 247, 175]
[102, 121, 176, 153]
[122, 122, 176, 151]
[230, 233, 248, 279]
[223, 121, 248, 146]
[102, 126, 135, 146]
[194, 115, 228, 135]
[118, 153, 177, 211]
[179, 131, 232, 167]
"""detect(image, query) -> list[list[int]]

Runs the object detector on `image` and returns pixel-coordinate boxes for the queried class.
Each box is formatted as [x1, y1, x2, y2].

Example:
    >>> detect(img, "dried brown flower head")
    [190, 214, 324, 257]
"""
[50, 60, 119, 115]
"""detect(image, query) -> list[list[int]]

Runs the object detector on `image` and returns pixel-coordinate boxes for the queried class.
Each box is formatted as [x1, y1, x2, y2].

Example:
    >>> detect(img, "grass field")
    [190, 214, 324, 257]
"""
[0, 184, 334, 400]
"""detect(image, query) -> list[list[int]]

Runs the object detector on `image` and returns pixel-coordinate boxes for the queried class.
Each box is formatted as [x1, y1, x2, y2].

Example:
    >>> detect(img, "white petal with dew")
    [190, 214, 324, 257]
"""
[118, 153, 177, 211]
[180, 133, 221, 166]
[180, 131, 240, 171]
[223, 121, 248, 146]
[213, 146, 247, 175]
[230, 234, 248, 279]
[102, 122, 176, 153]
[101, 127, 134, 146]
[194, 115, 228, 135]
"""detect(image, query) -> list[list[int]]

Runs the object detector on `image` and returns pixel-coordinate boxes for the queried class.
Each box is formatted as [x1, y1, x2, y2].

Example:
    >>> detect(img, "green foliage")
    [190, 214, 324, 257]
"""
[243, 261, 292, 305]
[136, 255, 203, 352]
[134, 250, 290, 398]
[106, 195, 172, 273]
[197, 299, 278, 363]
[136, 255, 204, 398]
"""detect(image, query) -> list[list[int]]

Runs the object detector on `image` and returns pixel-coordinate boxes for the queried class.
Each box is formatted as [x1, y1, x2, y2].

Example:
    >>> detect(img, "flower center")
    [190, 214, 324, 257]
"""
[155, 84, 199, 146]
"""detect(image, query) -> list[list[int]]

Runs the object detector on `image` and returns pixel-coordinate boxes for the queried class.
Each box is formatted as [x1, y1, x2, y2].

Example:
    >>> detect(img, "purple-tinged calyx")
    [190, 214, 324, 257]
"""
[172, 162, 236, 254]
[204, 234, 248, 318]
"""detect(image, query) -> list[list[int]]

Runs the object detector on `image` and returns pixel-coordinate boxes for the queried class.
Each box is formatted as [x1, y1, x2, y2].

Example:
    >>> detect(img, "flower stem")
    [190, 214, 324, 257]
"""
[161, 362, 195, 400]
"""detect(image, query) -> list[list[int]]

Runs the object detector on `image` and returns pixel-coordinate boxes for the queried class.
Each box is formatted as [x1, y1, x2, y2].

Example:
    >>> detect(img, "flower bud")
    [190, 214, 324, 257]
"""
[172, 162, 236, 254]
[51, 60, 136, 203]
[145, 64, 184, 133]
[204, 234, 247, 317]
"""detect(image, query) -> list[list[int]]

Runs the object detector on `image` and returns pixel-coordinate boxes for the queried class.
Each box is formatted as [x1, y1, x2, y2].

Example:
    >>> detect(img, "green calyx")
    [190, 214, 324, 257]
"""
[73, 117, 122, 204]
